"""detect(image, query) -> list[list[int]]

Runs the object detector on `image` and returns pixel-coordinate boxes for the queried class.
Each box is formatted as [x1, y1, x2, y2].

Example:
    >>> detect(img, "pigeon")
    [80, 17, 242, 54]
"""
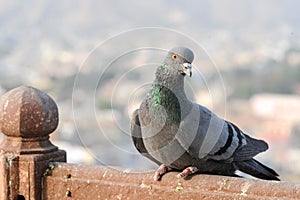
[130, 47, 280, 181]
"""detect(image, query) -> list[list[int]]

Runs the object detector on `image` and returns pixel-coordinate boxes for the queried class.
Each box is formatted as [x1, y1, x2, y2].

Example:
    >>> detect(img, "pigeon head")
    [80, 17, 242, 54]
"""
[165, 47, 194, 77]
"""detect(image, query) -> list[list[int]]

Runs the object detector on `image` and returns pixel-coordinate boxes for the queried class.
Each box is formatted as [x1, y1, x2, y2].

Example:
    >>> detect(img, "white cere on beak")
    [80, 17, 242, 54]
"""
[182, 63, 193, 77]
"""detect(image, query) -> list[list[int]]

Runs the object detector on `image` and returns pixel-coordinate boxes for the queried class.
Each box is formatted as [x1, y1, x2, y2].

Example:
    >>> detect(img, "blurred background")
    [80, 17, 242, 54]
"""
[0, 0, 299, 182]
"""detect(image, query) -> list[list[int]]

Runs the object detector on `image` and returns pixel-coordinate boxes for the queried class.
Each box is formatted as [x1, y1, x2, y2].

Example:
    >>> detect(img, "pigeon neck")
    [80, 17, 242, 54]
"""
[154, 63, 186, 96]
[152, 72, 188, 110]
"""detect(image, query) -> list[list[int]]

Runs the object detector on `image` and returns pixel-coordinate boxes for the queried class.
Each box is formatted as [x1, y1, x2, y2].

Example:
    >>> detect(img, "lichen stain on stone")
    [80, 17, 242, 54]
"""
[217, 178, 230, 190]
[140, 183, 153, 190]
[65, 189, 72, 197]
[102, 170, 107, 178]
[43, 163, 55, 176]
[240, 182, 251, 197]
[175, 182, 183, 192]
[6, 154, 16, 167]
[221, 178, 229, 186]
[4, 99, 9, 110]
[64, 173, 72, 179]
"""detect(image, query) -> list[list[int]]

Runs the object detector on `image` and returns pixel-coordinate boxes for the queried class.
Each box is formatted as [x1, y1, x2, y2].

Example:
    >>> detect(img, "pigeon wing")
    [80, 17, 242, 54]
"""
[177, 104, 265, 162]
[130, 109, 161, 165]
[231, 125, 269, 161]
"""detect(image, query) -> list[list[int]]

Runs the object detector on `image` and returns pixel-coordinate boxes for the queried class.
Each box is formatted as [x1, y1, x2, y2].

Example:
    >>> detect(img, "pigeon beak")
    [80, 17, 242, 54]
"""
[182, 63, 192, 77]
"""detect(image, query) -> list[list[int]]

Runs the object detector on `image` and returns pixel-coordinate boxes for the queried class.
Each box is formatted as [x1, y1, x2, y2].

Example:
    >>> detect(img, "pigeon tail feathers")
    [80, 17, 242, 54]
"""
[234, 159, 280, 181]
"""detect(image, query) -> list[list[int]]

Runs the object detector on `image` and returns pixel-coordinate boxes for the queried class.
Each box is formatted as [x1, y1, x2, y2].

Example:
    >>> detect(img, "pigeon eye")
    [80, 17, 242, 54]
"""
[172, 54, 177, 60]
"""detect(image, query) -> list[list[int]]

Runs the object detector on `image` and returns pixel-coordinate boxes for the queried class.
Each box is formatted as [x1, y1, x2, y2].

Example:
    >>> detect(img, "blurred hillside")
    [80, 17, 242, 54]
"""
[0, 1, 300, 182]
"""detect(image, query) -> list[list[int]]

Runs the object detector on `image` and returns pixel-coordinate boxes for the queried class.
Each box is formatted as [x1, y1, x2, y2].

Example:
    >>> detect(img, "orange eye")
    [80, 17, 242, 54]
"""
[172, 54, 177, 60]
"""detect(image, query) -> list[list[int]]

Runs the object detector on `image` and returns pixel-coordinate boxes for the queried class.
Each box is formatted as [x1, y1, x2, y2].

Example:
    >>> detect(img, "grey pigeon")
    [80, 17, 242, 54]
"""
[130, 47, 280, 181]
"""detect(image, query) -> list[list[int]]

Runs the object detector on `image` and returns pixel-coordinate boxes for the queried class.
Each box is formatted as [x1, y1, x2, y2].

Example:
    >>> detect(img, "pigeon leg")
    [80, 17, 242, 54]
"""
[154, 164, 172, 181]
[177, 166, 199, 178]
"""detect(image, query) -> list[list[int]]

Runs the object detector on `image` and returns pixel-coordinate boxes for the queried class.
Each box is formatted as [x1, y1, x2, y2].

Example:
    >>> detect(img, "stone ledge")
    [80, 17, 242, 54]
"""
[43, 162, 300, 199]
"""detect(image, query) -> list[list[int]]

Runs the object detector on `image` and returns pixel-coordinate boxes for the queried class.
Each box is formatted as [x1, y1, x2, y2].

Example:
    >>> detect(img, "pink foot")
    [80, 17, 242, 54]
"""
[177, 166, 199, 178]
[154, 164, 172, 181]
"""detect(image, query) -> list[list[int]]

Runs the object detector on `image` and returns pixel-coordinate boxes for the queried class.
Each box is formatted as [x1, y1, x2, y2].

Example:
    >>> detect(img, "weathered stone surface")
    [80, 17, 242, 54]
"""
[44, 163, 300, 200]
[0, 86, 66, 200]
[0, 85, 58, 138]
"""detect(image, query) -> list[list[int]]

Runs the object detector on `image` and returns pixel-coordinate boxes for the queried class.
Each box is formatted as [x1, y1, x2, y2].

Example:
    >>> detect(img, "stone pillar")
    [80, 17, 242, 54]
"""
[0, 86, 66, 200]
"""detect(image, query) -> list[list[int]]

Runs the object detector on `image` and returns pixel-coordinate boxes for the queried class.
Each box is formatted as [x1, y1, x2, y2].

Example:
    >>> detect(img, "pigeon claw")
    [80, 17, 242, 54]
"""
[177, 166, 199, 178]
[154, 164, 172, 181]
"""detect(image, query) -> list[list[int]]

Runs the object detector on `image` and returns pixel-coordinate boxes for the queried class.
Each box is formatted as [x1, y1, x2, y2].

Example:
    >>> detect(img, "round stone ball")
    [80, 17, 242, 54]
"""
[0, 86, 58, 138]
